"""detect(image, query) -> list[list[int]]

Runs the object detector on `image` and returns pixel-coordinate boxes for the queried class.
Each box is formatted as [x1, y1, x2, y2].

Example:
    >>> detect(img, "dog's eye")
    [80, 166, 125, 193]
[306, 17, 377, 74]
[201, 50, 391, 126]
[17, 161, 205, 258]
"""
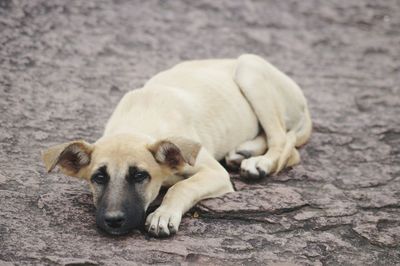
[127, 170, 149, 183]
[91, 173, 109, 185]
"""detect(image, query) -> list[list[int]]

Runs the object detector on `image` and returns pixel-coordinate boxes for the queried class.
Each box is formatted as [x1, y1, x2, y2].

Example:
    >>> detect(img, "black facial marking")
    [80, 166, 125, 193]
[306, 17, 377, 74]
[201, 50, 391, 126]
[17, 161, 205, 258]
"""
[93, 165, 150, 235]
[95, 173, 146, 235]
[91, 165, 109, 185]
[126, 166, 150, 184]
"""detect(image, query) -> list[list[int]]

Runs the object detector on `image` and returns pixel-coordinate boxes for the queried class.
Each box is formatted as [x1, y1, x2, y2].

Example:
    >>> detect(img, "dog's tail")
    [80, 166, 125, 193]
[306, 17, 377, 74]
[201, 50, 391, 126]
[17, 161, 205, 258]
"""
[274, 107, 312, 174]
[275, 130, 297, 174]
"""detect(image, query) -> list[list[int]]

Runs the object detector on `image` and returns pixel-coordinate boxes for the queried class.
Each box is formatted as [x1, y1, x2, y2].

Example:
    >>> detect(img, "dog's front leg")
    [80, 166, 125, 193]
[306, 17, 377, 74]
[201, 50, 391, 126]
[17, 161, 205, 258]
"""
[146, 149, 234, 237]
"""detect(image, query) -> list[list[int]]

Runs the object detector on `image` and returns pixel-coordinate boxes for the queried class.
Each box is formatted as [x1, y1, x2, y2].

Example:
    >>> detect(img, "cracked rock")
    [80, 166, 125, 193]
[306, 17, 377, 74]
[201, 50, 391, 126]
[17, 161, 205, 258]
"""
[1, 0, 399, 265]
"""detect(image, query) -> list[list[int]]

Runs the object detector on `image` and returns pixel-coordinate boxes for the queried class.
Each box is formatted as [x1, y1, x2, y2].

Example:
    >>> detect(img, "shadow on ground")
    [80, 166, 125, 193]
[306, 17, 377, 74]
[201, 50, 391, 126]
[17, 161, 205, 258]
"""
[0, 0, 399, 265]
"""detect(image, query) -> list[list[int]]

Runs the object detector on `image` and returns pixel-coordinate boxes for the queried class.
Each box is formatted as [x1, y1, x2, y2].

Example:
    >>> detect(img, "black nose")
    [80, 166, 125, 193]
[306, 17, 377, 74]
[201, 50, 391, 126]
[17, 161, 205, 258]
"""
[104, 211, 126, 229]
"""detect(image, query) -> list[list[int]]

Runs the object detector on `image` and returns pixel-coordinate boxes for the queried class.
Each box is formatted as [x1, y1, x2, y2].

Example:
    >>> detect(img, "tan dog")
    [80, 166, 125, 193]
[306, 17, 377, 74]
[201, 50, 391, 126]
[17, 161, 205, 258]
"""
[42, 54, 312, 237]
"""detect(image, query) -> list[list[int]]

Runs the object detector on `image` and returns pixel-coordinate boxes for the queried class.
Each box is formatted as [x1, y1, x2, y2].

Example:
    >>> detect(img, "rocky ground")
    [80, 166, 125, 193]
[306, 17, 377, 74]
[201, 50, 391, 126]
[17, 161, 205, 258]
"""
[1, 0, 399, 265]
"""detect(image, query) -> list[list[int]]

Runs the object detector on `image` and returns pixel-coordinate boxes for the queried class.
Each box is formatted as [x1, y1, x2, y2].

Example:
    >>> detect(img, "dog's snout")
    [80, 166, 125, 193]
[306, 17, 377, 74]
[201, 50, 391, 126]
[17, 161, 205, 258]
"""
[95, 190, 146, 235]
[104, 211, 126, 229]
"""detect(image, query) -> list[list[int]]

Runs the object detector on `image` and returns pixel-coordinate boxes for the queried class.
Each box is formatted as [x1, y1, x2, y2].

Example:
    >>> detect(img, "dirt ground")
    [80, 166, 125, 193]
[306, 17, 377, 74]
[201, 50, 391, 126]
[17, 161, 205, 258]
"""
[1, 0, 399, 265]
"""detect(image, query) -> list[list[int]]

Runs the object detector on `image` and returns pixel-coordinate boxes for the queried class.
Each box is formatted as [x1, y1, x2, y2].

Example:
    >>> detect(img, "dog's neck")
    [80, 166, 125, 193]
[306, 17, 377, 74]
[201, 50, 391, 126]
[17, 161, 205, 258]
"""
[102, 86, 196, 141]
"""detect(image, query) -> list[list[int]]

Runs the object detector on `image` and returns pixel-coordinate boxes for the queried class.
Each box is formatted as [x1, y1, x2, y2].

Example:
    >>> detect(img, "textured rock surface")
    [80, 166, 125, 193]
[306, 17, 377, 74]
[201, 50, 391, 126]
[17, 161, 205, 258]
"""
[1, 0, 399, 265]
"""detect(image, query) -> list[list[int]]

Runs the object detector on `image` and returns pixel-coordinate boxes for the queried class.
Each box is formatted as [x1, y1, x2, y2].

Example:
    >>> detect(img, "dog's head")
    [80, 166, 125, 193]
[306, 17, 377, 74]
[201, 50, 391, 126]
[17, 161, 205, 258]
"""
[42, 133, 201, 235]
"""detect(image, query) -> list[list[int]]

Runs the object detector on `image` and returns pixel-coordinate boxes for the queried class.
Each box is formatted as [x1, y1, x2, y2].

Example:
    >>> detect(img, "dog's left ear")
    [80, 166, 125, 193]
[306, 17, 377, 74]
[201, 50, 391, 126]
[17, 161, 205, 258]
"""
[148, 137, 201, 169]
[42, 140, 93, 177]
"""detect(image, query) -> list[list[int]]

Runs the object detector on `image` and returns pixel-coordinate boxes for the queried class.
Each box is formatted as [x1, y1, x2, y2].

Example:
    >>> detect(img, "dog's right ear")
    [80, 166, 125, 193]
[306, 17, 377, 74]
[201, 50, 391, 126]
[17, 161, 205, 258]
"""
[148, 137, 201, 170]
[42, 140, 93, 177]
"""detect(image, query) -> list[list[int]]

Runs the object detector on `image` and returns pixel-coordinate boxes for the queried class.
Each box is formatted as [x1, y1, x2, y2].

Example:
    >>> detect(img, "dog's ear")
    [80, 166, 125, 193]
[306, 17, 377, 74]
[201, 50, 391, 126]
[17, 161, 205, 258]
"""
[42, 140, 93, 176]
[148, 137, 201, 169]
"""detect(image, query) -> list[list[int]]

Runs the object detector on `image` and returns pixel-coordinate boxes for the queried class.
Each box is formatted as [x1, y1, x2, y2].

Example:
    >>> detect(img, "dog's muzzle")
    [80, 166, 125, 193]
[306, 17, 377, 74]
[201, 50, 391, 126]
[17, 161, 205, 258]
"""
[96, 207, 145, 235]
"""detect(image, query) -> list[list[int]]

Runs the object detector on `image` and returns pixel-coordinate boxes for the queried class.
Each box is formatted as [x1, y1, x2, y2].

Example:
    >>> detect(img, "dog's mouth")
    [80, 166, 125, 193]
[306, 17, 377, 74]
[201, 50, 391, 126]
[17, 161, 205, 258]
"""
[96, 220, 145, 236]
[97, 225, 135, 236]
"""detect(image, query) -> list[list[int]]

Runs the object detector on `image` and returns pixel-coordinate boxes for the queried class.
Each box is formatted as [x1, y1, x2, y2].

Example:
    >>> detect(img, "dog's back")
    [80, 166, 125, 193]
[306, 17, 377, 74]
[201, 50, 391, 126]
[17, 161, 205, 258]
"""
[106, 58, 260, 159]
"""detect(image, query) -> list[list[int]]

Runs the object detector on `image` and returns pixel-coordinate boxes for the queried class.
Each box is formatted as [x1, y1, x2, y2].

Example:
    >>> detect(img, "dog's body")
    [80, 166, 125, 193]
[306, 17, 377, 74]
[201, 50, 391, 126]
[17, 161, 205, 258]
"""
[105, 59, 257, 161]
[43, 54, 312, 237]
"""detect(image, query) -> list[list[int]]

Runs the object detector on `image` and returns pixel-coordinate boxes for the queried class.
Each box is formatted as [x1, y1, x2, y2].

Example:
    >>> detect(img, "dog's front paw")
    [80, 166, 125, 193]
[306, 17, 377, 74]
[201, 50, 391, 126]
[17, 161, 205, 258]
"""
[145, 206, 182, 237]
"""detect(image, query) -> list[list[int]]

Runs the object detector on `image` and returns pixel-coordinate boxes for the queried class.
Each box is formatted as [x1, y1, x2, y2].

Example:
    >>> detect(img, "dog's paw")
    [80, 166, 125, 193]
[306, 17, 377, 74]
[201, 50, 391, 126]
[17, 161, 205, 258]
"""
[145, 206, 182, 238]
[225, 150, 252, 170]
[240, 156, 274, 179]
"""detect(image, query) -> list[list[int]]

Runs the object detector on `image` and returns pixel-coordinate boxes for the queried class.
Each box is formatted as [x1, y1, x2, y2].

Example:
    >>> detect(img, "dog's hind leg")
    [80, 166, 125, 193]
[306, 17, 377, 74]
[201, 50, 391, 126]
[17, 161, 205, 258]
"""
[234, 54, 308, 179]
[225, 132, 268, 170]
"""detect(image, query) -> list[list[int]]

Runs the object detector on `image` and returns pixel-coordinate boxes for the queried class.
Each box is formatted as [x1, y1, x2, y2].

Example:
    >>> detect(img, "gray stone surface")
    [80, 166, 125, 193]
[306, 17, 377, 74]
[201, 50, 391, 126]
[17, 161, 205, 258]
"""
[1, 0, 399, 265]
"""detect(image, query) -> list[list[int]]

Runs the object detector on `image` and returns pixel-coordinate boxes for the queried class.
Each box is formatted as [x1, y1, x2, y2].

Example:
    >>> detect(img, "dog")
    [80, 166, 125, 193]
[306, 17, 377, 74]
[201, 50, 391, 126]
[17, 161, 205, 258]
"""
[42, 54, 312, 237]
